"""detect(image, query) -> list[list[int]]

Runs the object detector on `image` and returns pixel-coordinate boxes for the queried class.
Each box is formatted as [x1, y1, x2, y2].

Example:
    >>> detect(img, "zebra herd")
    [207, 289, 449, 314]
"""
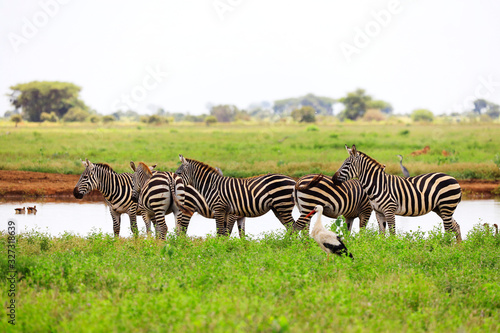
[73, 144, 463, 253]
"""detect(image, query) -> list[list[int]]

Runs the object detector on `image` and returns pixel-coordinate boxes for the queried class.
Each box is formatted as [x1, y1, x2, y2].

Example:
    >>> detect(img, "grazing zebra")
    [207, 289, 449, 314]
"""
[130, 161, 186, 239]
[73, 159, 149, 237]
[293, 174, 374, 232]
[332, 145, 462, 241]
[175, 155, 296, 236]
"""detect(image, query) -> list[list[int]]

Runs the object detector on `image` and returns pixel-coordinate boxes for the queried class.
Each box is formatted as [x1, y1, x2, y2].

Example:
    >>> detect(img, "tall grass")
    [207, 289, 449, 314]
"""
[0, 122, 499, 179]
[1, 225, 499, 332]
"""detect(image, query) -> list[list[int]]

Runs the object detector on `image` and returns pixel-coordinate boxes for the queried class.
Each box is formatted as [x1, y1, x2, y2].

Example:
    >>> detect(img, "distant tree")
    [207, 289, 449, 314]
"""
[210, 104, 239, 122]
[273, 94, 335, 116]
[205, 115, 217, 126]
[8, 81, 90, 122]
[338, 89, 372, 120]
[89, 115, 100, 123]
[471, 99, 499, 119]
[472, 99, 488, 115]
[10, 114, 22, 127]
[411, 109, 434, 122]
[291, 106, 316, 123]
[367, 100, 393, 114]
[102, 115, 115, 124]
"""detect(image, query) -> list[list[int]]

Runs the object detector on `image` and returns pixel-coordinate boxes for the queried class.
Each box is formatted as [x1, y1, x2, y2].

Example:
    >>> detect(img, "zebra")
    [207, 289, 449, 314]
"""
[132, 162, 247, 237]
[175, 155, 296, 236]
[73, 159, 150, 237]
[332, 145, 462, 241]
[130, 161, 186, 239]
[293, 174, 374, 233]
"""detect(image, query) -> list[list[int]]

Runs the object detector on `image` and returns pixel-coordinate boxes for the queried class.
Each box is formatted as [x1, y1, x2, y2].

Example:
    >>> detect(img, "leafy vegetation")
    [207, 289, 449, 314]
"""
[0, 122, 498, 180]
[1, 225, 498, 332]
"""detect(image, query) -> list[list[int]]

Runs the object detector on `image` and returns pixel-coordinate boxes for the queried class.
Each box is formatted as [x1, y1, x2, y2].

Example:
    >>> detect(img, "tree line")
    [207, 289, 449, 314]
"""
[5, 81, 500, 125]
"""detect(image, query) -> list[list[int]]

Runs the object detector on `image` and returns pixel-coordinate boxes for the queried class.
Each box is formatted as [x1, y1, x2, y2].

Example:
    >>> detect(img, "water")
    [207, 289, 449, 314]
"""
[1, 199, 499, 239]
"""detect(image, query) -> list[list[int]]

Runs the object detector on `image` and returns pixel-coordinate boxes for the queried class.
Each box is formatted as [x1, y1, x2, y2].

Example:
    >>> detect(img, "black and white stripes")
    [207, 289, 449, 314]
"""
[333, 145, 462, 241]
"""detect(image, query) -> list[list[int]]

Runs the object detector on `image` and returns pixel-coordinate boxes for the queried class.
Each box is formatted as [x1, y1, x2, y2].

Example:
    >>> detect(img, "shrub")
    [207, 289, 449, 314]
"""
[411, 109, 434, 122]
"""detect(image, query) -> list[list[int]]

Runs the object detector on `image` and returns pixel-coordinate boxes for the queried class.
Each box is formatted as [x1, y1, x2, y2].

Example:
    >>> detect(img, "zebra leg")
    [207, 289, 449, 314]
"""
[128, 211, 139, 237]
[345, 217, 354, 232]
[154, 211, 168, 240]
[386, 213, 397, 235]
[271, 207, 295, 231]
[358, 211, 371, 230]
[375, 211, 387, 234]
[225, 215, 238, 237]
[178, 210, 193, 235]
[109, 209, 121, 237]
[214, 210, 228, 236]
[293, 213, 310, 232]
[441, 215, 462, 242]
[142, 211, 152, 236]
[236, 217, 246, 238]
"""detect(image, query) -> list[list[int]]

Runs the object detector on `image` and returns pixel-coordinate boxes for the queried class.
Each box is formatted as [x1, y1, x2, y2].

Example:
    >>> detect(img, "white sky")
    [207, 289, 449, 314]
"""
[1, 0, 500, 116]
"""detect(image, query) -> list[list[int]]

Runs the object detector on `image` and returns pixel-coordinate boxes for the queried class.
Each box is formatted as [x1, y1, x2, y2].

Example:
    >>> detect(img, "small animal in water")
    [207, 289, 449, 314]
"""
[27, 205, 37, 214]
[305, 205, 353, 260]
[15, 207, 25, 214]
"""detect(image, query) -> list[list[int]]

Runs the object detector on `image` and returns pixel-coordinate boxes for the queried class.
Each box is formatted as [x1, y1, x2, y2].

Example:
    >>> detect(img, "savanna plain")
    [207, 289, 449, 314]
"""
[1, 122, 500, 332]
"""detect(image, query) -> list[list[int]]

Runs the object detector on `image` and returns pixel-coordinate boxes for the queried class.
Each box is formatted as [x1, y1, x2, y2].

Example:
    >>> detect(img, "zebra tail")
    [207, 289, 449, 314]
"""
[295, 174, 324, 191]
[169, 178, 191, 215]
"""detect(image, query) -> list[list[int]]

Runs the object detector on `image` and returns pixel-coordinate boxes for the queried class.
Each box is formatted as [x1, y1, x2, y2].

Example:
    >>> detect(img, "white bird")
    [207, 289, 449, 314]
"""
[306, 205, 353, 260]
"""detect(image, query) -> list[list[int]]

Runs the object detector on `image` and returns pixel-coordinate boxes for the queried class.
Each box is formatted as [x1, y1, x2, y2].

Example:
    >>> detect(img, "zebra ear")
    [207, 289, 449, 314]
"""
[81, 159, 87, 167]
[86, 158, 94, 171]
[130, 161, 136, 172]
[351, 145, 357, 155]
[179, 154, 187, 165]
[346, 145, 352, 155]
[150, 164, 157, 171]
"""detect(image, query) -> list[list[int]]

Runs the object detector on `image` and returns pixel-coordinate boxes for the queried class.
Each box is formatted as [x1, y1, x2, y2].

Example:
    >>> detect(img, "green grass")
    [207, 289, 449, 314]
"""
[0, 122, 499, 180]
[1, 225, 499, 332]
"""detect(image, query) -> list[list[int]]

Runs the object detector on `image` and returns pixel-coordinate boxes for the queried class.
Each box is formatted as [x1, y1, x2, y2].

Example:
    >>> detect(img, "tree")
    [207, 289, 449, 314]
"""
[62, 107, 89, 122]
[291, 106, 316, 123]
[273, 94, 335, 116]
[366, 100, 393, 114]
[10, 114, 22, 127]
[8, 81, 90, 122]
[210, 104, 239, 122]
[338, 89, 372, 120]
[473, 99, 488, 115]
[411, 109, 434, 122]
[472, 99, 499, 119]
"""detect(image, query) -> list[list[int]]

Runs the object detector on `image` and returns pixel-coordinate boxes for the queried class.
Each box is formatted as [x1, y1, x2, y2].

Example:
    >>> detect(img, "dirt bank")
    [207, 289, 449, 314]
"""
[0, 170, 498, 200]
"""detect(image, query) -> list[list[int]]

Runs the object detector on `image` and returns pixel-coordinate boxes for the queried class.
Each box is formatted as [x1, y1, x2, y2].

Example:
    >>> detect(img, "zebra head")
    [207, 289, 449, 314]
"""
[130, 161, 156, 203]
[73, 159, 99, 199]
[175, 154, 193, 186]
[332, 145, 360, 185]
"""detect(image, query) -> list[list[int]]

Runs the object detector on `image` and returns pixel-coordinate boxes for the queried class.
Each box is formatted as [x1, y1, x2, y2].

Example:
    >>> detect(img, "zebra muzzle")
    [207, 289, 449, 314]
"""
[73, 187, 84, 199]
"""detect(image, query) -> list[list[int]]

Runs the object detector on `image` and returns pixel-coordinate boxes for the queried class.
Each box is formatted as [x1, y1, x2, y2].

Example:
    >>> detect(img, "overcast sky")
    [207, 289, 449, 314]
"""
[2, 0, 500, 116]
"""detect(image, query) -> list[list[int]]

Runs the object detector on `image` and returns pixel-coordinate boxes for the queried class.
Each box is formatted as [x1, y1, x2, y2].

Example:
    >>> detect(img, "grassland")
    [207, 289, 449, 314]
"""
[0, 122, 499, 180]
[1, 226, 499, 332]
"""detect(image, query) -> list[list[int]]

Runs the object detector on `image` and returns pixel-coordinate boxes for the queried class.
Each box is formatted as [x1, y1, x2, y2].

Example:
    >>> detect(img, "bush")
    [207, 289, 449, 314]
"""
[62, 107, 90, 122]
[411, 109, 434, 122]
[40, 112, 58, 122]
[205, 115, 217, 126]
[362, 109, 386, 122]
[102, 115, 115, 123]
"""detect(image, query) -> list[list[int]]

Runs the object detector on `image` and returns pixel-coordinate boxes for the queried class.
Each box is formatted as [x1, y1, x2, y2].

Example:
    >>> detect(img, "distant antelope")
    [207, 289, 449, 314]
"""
[15, 207, 25, 214]
[27, 205, 37, 214]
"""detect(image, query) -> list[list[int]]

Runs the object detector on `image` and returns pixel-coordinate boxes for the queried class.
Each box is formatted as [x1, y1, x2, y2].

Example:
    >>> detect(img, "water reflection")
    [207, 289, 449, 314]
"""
[2, 199, 499, 239]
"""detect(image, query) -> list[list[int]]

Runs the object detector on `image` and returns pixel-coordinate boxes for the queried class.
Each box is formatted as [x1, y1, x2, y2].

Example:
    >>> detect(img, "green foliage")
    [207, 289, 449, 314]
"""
[102, 115, 115, 123]
[338, 88, 372, 120]
[62, 107, 90, 122]
[10, 114, 22, 126]
[210, 104, 249, 122]
[1, 227, 499, 332]
[291, 106, 316, 123]
[9, 81, 89, 122]
[411, 109, 434, 122]
[40, 112, 58, 122]
[205, 115, 217, 126]
[273, 93, 335, 116]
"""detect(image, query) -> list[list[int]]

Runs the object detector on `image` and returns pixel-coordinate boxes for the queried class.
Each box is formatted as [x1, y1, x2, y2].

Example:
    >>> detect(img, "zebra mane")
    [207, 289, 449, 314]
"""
[137, 162, 153, 176]
[186, 158, 221, 175]
[358, 151, 385, 170]
[94, 163, 117, 173]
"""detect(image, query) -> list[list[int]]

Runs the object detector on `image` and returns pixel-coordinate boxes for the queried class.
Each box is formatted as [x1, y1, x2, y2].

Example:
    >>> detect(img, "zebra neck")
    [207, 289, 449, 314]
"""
[96, 169, 122, 200]
[357, 161, 386, 199]
[194, 172, 220, 200]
